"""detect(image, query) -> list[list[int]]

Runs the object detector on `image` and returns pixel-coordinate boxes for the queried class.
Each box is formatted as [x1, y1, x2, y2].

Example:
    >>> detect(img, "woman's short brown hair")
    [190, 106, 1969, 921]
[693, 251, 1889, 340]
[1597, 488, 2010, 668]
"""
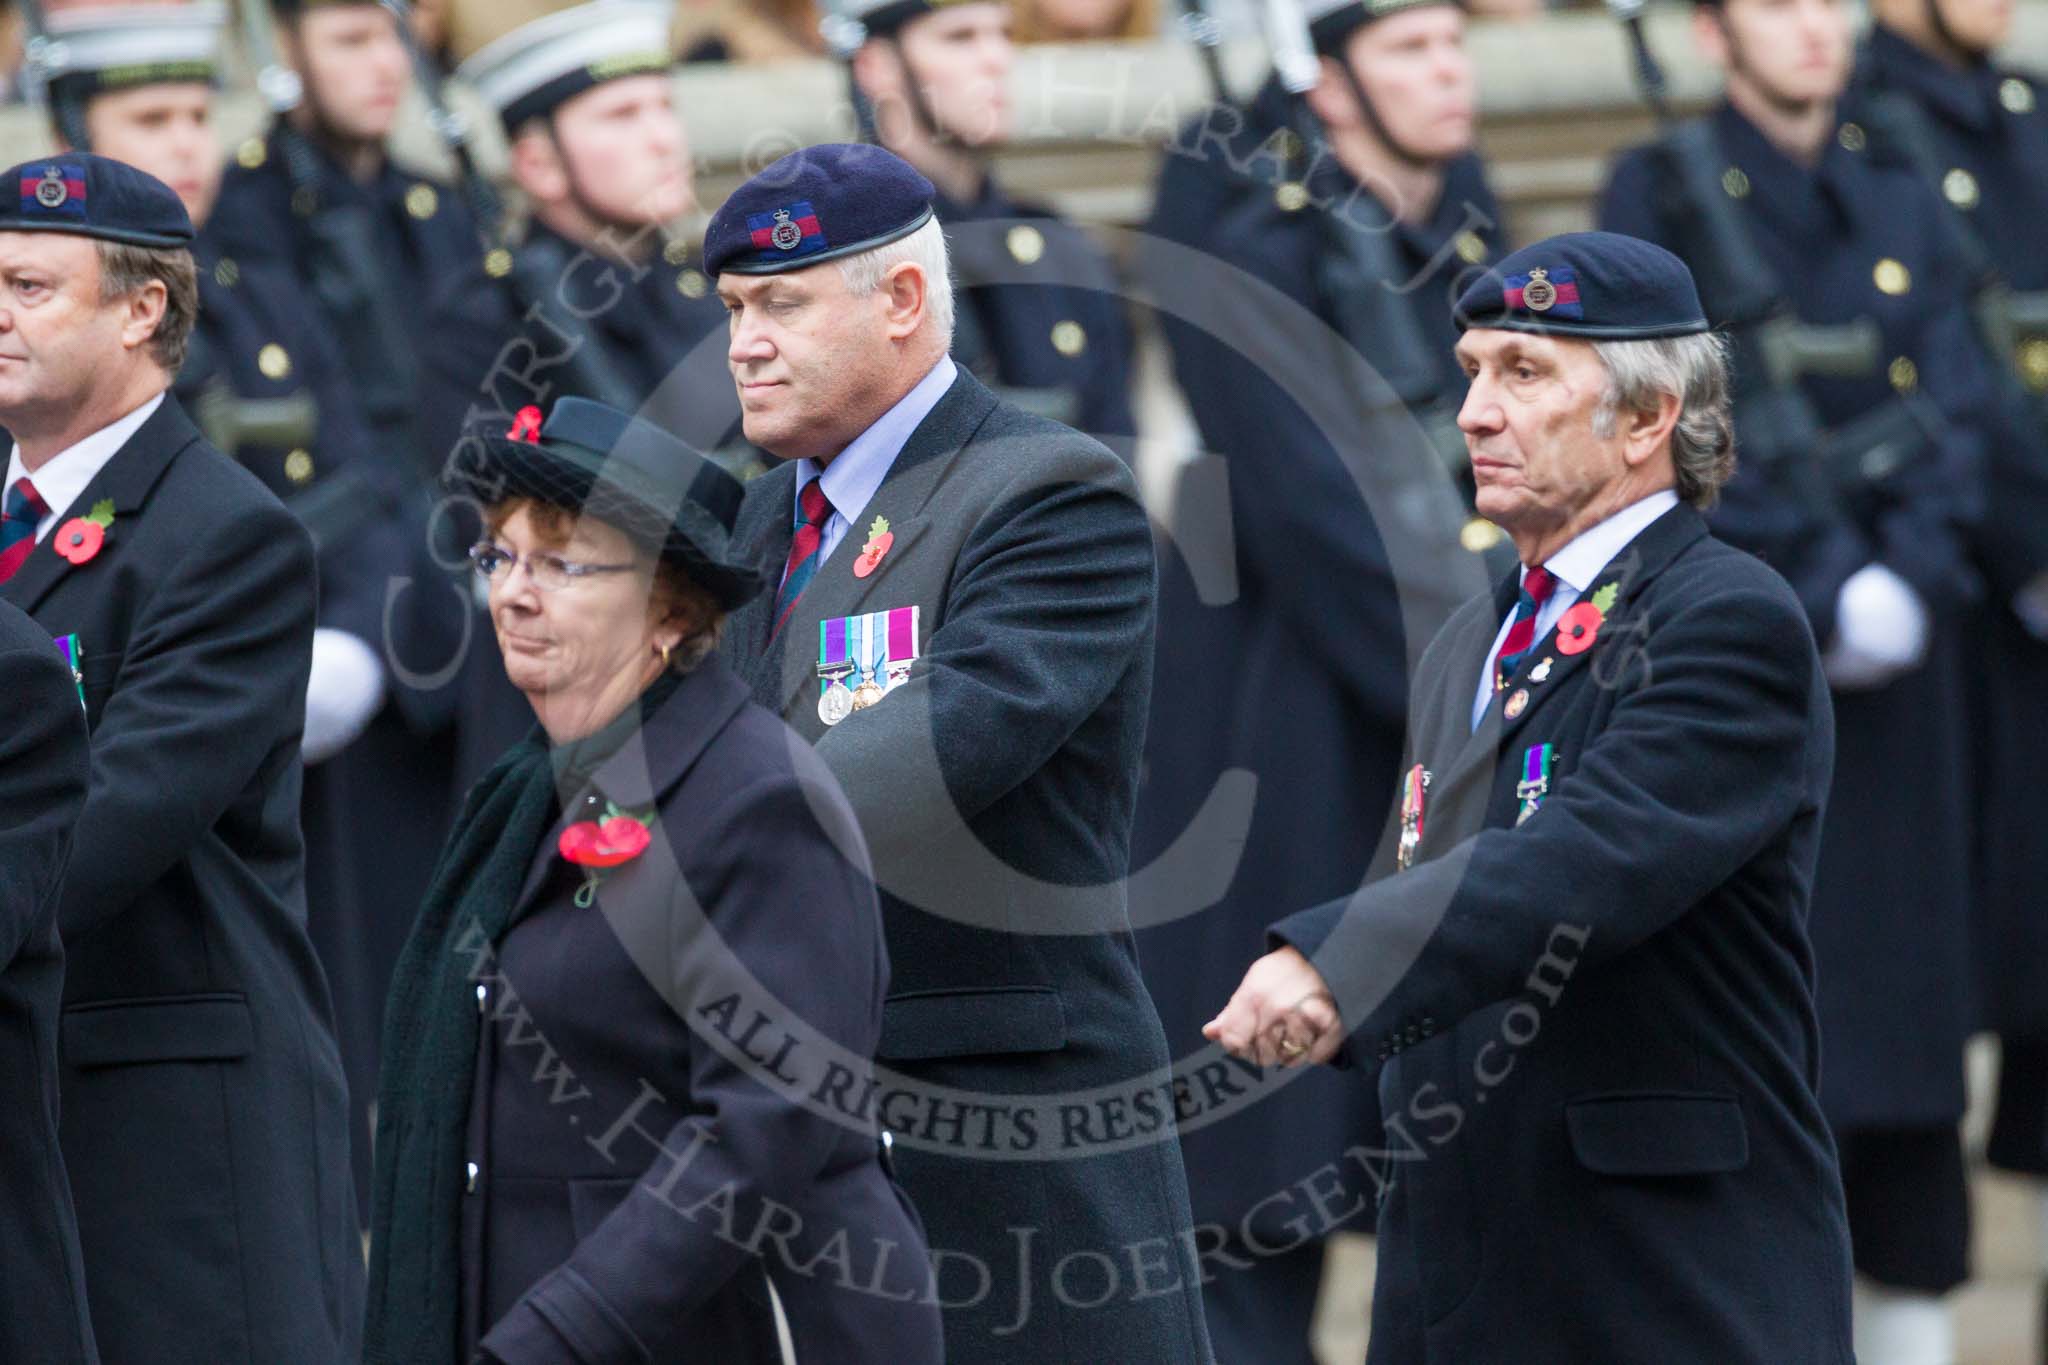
[484, 496, 726, 671]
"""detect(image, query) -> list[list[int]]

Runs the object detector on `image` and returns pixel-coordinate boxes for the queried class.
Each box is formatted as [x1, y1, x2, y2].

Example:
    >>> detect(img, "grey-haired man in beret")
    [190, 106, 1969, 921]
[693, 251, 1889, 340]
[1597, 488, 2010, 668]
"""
[1210, 231, 1856, 1362]
[0, 153, 361, 1364]
[714, 143, 1213, 1364]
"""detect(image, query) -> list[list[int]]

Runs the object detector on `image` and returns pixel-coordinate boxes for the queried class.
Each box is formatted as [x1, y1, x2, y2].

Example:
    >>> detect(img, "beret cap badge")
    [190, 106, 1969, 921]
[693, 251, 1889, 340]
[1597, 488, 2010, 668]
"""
[35, 167, 70, 210]
[1521, 267, 1557, 312]
[770, 208, 804, 251]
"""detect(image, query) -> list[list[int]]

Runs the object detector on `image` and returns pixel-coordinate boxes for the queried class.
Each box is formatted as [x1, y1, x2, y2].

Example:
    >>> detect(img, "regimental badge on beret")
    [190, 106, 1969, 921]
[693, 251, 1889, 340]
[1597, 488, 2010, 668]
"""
[750, 202, 827, 258]
[1505, 266, 1581, 320]
[25, 165, 87, 219]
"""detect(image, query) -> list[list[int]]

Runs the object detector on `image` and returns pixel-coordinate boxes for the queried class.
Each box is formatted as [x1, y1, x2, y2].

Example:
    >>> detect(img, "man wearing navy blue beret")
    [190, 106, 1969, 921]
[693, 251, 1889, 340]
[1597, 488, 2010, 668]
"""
[1209, 231, 1856, 1361]
[1602, 4, 1996, 1352]
[713, 143, 1213, 1363]
[0, 153, 361, 1363]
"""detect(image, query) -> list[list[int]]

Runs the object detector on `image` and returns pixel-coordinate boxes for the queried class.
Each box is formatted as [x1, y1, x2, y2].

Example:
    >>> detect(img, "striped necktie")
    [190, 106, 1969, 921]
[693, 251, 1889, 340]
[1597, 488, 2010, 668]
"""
[0, 477, 49, 585]
[1492, 565, 1556, 692]
[769, 479, 834, 643]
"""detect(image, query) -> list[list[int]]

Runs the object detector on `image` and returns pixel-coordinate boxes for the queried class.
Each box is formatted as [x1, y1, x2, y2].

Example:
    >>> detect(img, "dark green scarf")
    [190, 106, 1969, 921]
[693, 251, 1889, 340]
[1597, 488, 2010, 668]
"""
[362, 674, 681, 1364]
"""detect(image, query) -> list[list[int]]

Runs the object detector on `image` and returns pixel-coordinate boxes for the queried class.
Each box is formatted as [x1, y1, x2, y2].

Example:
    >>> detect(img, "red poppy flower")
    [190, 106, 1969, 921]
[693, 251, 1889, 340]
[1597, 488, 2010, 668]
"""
[1554, 601, 1603, 656]
[54, 518, 104, 565]
[507, 405, 544, 443]
[558, 816, 651, 868]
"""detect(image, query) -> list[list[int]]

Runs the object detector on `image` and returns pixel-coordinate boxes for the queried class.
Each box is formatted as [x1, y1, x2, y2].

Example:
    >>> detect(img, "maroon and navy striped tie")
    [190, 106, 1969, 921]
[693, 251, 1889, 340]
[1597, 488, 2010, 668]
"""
[1492, 565, 1556, 692]
[769, 479, 834, 643]
[0, 477, 48, 585]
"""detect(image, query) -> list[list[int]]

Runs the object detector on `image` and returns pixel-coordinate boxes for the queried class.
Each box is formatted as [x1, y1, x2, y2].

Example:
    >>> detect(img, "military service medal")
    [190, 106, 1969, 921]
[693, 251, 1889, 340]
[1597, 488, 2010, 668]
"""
[1397, 764, 1429, 872]
[850, 611, 886, 711]
[882, 604, 919, 689]
[817, 616, 856, 726]
[52, 633, 84, 710]
[1516, 743, 1555, 826]
[820, 607, 922, 721]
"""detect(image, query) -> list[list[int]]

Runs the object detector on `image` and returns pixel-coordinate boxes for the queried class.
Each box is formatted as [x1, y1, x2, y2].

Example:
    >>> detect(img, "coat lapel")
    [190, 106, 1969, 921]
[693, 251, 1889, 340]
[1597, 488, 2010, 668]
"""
[1426, 503, 1708, 806]
[728, 461, 797, 703]
[729, 370, 999, 722]
[1, 395, 196, 614]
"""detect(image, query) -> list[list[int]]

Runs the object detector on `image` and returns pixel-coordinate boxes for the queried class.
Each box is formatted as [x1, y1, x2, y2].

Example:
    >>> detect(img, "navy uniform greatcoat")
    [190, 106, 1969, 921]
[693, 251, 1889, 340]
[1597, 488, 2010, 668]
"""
[1130, 81, 1504, 1357]
[458, 660, 942, 1364]
[211, 128, 484, 1159]
[1855, 30, 2048, 1174]
[1601, 104, 1987, 1135]
[1274, 503, 1855, 1364]
[0, 600, 98, 1365]
[935, 176, 1137, 443]
[723, 369, 1214, 1364]
[0, 396, 363, 1363]
[181, 235, 408, 1220]
[210, 124, 482, 420]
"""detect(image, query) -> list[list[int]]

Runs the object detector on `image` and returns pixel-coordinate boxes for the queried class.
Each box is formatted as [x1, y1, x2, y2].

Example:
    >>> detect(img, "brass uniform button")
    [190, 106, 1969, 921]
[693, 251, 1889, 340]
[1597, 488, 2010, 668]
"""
[484, 248, 513, 279]
[2019, 338, 2048, 393]
[675, 269, 707, 299]
[213, 257, 240, 289]
[1837, 121, 1866, 152]
[404, 183, 438, 220]
[1942, 168, 1979, 210]
[1460, 517, 1504, 554]
[236, 137, 267, 170]
[662, 239, 690, 266]
[284, 449, 315, 485]
[1006, 224, 1045, 265]
[1050, 320, 1086, 357]
[1887, 355, 1918, 392]
[258, 343, 292, 381]
[1873, 257, 1911, 296]
[1275, 181, 1310, 213]
[2002, 77, 2036, 114]
[1721, 166, 1750, 199]
[1453, 230, 1487, 265]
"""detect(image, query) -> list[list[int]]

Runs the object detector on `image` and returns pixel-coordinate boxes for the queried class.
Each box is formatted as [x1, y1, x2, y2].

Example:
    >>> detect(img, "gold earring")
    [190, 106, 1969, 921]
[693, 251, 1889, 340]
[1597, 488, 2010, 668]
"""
[660, 642, 673, 668]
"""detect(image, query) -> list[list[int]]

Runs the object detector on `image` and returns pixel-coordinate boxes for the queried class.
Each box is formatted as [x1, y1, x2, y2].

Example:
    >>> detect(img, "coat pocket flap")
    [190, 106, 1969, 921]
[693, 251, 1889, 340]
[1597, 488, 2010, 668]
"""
[62, 994, 254, 1068]
[878, 986, 1067, 1061]
[1566, 1091, 1749, 1177]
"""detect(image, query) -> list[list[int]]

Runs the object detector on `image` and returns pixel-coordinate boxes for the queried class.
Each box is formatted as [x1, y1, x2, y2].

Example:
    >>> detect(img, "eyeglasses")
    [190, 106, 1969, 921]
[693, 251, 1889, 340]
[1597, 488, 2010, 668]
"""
[469, 542, 639, 592]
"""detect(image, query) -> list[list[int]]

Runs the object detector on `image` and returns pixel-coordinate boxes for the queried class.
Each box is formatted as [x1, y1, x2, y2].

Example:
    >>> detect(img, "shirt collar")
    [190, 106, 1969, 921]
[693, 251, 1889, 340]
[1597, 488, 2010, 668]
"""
[795, 355, 957, 529]
[1540, 487, 1681, 595]
[5, 391, 165, 536]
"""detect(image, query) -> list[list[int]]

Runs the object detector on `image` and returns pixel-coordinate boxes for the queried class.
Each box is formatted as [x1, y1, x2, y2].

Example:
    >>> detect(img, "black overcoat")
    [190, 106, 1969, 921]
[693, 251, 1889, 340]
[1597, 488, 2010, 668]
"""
[1273, 504, 1856, 1363]
[455, 660, 943, 1364]
[0, 395, 363, 1364]
[0, 598, 98, 1364]
[722, 370, 1214, 1363]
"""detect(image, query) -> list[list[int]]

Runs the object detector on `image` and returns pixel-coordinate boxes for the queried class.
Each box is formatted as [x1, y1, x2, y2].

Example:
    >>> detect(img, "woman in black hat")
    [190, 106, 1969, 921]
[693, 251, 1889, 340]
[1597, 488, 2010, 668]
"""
[364, 399, 943, 1365]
